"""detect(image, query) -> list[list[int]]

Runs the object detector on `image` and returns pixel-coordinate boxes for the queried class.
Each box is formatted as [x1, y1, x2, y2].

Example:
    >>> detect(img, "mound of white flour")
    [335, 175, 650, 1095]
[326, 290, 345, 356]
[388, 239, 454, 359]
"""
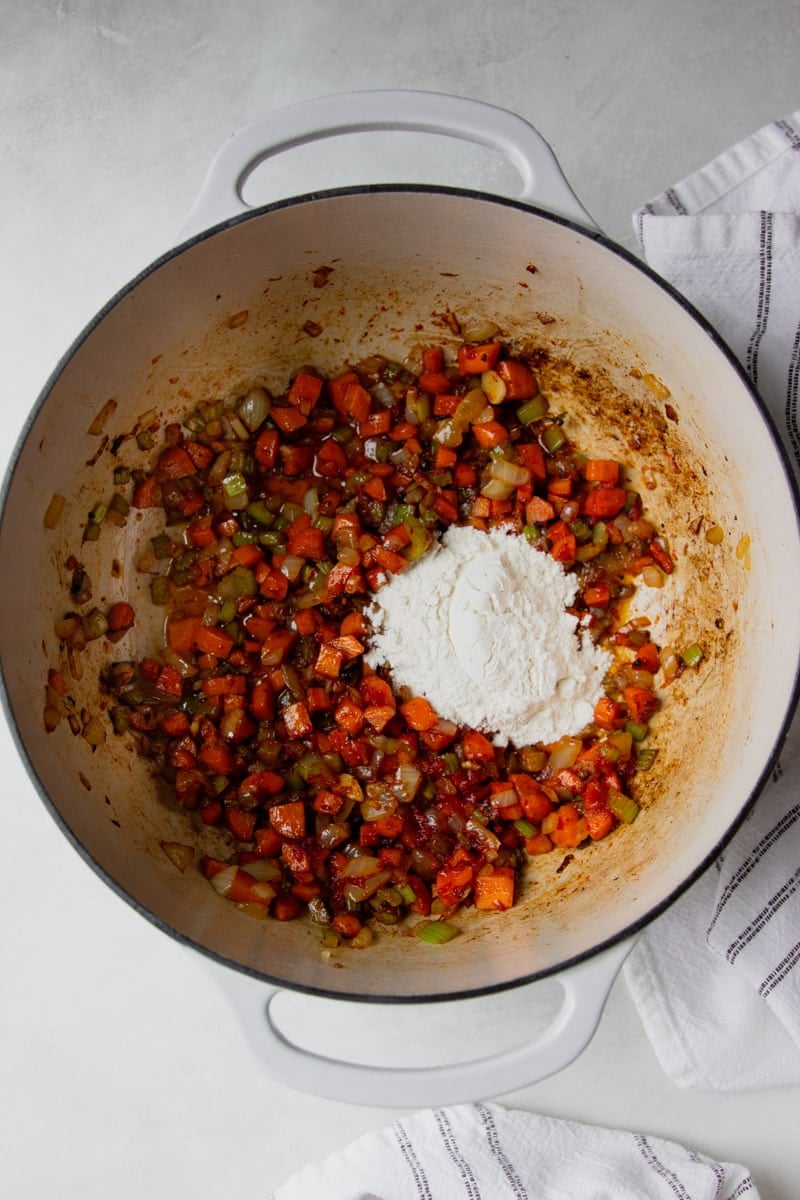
[365, 525, 611, 747]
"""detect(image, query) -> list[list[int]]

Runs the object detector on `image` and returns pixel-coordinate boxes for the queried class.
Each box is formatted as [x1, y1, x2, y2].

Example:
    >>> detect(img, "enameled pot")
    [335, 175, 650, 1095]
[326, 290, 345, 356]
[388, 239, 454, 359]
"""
[2, 92, 799, 1104]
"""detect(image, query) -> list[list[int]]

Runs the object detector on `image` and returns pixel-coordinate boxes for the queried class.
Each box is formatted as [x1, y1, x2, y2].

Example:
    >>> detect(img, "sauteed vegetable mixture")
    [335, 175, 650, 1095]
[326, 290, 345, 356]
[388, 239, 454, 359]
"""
[51, 334, 700, 949]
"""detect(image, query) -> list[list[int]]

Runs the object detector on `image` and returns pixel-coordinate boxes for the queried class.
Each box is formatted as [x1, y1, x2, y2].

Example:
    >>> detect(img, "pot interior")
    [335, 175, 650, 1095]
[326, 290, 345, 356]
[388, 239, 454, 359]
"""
[2, 188, 799, 1000]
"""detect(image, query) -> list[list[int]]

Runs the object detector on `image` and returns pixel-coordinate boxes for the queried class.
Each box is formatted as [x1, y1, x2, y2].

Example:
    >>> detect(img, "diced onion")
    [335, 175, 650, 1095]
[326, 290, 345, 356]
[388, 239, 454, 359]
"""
[488, 458, 530, 487]
[547, 736, 582, 771]
[395, 762, 421, 802]
[209, 865, 238, 896]
[361, 793, 398, 822]
[341, 855, 382, 878]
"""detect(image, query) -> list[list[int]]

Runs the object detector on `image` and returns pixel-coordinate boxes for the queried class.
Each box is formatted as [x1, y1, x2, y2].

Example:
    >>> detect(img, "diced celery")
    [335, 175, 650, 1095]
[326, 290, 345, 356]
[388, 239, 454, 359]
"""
[625, 720, 649, 743]
[608, 790, 640, 823]
[517, 394, 548, 424]
[415, 920, 458, 945]
[683, 643, 705, 668]
[636, 748, 659, 771]
[543, 425, 566, 453]
[513, 818, 537, 838]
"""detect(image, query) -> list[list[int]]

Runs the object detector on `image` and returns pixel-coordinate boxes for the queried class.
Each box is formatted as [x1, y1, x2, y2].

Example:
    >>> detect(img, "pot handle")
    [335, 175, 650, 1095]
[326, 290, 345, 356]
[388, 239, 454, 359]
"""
[210, 937, 633, 1108]
[179, 89, 597, 241]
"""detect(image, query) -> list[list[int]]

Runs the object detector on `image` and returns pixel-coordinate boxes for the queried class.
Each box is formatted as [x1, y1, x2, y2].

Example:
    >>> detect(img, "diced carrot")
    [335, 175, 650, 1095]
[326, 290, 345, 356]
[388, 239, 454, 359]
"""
[453, 461, 478, 488]
[388, 421, 417, 442]
[314, 437, 347, 477]
[474, 866, 515, 911]
[433, 393, 460, 416]
[333, 382, 371, 423]
[633, 641, 661, 673]
[593, 696, 625, 730]
[201, 674, 247, 696]
[306, 686, 331, 713]
[624, 685, 660, 723]
[271, 406, 308, 434]
[155, 445, 197, 480]
[132, 476, 161, 508]
[156, 664, 184, 698]
[107, 602, 135, 632]
[340, 610, 368, 639]
[525, 496, 555, 524]
[585, 459, 620, 484]
[187, 518, 217, 548]
[550, 530, 577, 563]
[359, 674, 395, 708]
[583, 582, 612, 607]
[287, 526, 325, 559]
[334, 696, 365, 735]
[273, 892, 301, 921]
[399, 697, 439, 732]
[158, 710, 191, 737]
[497, 360, 538, 399]
[282, 701, 313, 739]
[583, 486, 627, 518]
[225, 808, 257, 842]
[293, 609, 318, 636]
[434, 444, 457, 469]
[418, 371, 452, 394]
[254, 428, 280, 469]
[422, 346, 444, 373]
[260, 629, 297, 665]
[585, 809, 615, 840]
[256, 562, 290, 601]
[199, 741, 236, 776]
[420, 718, 459, 751]
[359, 411, 392, 438]
[195, 624, 235, 659]
[248, 678, 274, 722]
[362, 475, 387, 501]
[457, 342, 501, 374]
[254, 827, 283, 857]
[524, 833, 553, 855]
[330, 913, 362, 938]
[287, 370, 324, 414]
[471, 420, 508, 449]
[509, 775, 554, 822]
[363, 704, 395, 732]
[461, 729, 496, 762]
[230, 542, 264, 568]
[328, 370, 360, 408]
[516, 442, 547, 479]
[269, 800, 306, 839]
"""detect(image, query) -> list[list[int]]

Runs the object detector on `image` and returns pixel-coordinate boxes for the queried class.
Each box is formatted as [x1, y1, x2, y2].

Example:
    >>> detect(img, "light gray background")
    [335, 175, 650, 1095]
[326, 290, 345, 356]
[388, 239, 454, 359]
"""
[2, 3, 798, 1197]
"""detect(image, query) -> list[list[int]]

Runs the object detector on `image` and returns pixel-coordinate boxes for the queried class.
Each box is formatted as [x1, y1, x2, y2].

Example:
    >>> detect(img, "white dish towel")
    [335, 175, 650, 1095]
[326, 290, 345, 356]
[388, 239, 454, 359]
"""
[271, 1103, 758, 1199]
[624, 109, 800, 1091]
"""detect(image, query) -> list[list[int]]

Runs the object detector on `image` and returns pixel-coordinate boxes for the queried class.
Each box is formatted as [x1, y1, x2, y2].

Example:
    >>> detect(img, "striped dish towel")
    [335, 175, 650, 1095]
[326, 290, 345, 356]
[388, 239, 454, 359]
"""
[271, 1103, 758, 1198]
[624, 110, 800, 1089]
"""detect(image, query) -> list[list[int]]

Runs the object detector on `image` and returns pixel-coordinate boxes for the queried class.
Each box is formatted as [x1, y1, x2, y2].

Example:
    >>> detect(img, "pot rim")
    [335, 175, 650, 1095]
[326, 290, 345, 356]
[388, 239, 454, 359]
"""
[2, 182, 800, 1003]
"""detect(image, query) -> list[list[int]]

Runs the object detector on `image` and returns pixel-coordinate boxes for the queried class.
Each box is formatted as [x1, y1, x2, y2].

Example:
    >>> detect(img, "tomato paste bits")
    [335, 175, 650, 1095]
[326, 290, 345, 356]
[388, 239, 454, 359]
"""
[54, 334, 690, 950]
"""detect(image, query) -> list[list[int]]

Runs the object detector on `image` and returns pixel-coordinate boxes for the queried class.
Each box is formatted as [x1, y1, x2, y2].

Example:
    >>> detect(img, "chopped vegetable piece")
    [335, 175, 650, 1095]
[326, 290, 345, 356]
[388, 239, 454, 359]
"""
[415, 920, 459, 944]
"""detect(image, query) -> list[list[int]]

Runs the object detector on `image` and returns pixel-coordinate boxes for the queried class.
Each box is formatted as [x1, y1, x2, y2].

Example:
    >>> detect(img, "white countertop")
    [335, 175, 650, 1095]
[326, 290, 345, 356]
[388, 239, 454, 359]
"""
[2, 2, 799, 1197]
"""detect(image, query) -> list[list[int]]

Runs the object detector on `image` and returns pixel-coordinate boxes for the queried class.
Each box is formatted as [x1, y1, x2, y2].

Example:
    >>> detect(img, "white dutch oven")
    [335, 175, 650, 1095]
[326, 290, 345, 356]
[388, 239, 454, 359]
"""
[2, 91, 799, 1105]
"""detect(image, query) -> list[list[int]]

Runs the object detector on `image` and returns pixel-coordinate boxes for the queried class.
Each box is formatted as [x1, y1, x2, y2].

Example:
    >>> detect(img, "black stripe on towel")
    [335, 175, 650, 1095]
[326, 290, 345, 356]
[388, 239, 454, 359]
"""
[707, 804, 800, 933]
[393, 1121, 433, 1200]
[476, 1105, 529, 1200]
[665, 188, 688, 215]
[775, 118, 800, 152]
[726, 867, 800, 964]
[433, 1108, 482, 1200]
[759, 940, 800, 998]
[634, 1135, 692, 1200]
[729, 1176, 757, 1197]
[786, 318, 800, 472]
[745, 210, 774, 387]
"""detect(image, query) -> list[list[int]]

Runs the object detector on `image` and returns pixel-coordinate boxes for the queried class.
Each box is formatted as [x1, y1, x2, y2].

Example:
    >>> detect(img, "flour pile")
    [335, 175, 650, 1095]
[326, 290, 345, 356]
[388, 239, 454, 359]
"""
[365, 526, 611, 747]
